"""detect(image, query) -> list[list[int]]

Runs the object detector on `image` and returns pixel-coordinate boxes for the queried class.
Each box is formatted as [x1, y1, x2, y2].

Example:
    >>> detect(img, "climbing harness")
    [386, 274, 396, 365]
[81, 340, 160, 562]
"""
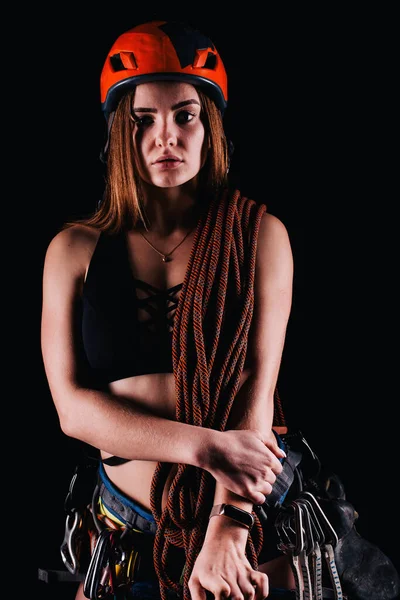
[40, 459, 183, 599]
[39, 430, 400, 600]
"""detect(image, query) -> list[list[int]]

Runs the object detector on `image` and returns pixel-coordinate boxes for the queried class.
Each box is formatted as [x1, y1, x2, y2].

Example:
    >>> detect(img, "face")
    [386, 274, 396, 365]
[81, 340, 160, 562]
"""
[131, 81, 206, 188]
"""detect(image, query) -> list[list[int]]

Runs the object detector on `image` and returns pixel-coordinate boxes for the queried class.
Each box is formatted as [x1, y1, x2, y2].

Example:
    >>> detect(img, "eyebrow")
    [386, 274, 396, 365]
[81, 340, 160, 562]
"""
[133, 99, 201, 113]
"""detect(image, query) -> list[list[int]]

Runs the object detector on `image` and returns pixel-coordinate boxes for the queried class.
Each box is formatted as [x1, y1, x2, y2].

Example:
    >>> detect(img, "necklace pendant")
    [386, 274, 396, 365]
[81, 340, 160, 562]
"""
[139, 227, 195, 263]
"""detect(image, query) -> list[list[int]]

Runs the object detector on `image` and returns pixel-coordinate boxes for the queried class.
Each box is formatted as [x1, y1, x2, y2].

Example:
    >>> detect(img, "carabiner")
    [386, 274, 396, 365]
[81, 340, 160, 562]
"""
[60, 509, 81, 574]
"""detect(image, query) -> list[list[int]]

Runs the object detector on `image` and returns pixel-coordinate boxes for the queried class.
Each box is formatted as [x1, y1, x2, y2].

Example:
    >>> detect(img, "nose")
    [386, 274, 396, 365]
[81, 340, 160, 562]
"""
[155, 119, 177, 148]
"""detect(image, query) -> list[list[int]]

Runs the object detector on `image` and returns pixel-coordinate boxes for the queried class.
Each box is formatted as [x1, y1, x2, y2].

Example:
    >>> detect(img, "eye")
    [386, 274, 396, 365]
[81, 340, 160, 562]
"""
[132, 115, 154, 128]
[176, 110, 196, 125]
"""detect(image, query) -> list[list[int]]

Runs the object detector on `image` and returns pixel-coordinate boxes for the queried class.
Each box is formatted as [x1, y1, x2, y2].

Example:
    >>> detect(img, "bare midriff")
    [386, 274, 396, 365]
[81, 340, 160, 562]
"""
[98, 372, 294, 584]
[102, 372, 179, 512]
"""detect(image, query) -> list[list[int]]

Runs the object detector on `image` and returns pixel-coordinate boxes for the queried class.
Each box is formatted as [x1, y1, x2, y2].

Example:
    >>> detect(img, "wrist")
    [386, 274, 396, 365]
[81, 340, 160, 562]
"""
[209, 503, 255, 530]
[194, 427, 221, 470]
[206, 508, 250, 543]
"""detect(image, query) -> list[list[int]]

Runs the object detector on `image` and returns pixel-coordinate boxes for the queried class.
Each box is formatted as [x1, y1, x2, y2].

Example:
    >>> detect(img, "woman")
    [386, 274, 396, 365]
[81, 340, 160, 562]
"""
[41, 20, 295, 600]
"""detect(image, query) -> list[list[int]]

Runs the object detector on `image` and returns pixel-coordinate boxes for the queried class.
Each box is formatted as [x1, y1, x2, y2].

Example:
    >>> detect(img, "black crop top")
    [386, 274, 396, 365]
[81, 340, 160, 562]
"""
[81, 232, 183, 384]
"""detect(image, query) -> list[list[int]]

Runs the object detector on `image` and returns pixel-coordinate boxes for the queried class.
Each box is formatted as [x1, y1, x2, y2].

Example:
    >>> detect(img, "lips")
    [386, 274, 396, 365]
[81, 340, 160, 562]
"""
[152, 155, 183, 170]
[154, 155, 182, 164]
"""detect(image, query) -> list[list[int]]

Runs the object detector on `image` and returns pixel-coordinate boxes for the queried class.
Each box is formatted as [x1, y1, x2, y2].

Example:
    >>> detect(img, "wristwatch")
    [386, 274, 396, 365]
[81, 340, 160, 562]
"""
[209, 503, 255, 530]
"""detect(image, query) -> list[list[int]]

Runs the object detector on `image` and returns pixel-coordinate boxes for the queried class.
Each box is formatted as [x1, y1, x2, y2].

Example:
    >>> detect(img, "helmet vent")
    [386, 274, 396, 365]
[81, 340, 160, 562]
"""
[203, 52, 217, 70]
[110, 52, 138, 72]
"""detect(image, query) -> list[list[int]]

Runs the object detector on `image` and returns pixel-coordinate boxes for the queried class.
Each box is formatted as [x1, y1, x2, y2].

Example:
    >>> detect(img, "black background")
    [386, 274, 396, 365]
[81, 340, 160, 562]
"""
[21, 4, 398, 598]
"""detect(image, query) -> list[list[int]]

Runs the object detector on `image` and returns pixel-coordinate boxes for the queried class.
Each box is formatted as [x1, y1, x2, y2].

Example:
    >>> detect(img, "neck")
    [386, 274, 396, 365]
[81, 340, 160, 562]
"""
[140, 181, 201, 235]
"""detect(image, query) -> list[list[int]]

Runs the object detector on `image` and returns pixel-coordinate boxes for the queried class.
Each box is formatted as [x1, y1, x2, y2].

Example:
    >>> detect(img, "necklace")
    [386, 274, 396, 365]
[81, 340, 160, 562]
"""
[139, 227, 195, 262]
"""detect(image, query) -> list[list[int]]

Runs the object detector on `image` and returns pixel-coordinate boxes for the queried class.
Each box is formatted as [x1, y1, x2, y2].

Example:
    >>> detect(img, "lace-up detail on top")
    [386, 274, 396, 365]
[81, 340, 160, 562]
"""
[135, 279, 183, 335]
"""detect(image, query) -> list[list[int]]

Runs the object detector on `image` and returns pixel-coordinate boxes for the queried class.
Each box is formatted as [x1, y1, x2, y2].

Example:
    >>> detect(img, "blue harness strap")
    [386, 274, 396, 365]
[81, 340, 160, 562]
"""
[254, 431, 304, 524]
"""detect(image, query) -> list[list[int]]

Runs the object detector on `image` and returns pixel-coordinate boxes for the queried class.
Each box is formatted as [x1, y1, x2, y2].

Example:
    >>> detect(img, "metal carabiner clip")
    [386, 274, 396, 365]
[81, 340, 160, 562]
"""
[60, 509, 81, 575]
[84, 528, 117, 599]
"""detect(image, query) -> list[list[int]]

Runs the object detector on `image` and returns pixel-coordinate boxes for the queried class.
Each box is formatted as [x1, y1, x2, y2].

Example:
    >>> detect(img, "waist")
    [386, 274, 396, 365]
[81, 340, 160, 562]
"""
[96, 462, 186, 583]
[98, 461, 157, 534]
[101, 457, 178, 512]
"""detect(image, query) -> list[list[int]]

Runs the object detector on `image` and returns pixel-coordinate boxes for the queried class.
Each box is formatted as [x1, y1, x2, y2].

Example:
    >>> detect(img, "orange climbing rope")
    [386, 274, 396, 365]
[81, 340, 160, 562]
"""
[149, 188, 286, 600]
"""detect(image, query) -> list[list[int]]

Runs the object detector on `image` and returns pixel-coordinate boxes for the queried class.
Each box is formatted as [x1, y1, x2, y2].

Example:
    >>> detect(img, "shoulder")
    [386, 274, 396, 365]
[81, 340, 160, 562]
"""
[257, 210, 291, 250]
[254, 210, 293, 279]
[46, 224, 100, 254]
[44, 224, 102, 279]
[46, 223, 101, 253]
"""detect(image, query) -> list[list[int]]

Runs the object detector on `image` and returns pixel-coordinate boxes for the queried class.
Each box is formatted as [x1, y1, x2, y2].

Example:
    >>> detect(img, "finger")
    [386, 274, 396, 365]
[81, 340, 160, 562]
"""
[263, 437, 286, 460]
[225, 581, 245, 600]
[253, 480, 280, 504]
[237, 574, 256, 600]
[264, 470, 277, 486]
[250, 572, 269, 600]
[273, 443, 287, 459]
[268, 454, 284, 475]
[188, 579, 208, 600]
[214, 585, 232, 600]
[253, 490, 267, 505]
[248, 477, 274, 504]
[209, 578, 231, 600]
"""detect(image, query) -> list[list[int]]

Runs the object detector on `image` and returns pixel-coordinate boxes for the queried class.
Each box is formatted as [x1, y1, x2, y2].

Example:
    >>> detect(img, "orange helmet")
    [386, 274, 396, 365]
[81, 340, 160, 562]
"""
[100, 20, 228, 120]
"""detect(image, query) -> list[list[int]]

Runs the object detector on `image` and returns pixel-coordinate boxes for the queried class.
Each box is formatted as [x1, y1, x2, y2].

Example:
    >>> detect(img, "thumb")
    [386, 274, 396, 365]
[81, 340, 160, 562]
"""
[263, 430, 287, 459]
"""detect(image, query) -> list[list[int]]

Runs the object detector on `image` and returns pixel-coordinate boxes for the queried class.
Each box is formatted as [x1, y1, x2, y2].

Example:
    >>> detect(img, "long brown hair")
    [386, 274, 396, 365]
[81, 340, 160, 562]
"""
[66, 88, 229, 233]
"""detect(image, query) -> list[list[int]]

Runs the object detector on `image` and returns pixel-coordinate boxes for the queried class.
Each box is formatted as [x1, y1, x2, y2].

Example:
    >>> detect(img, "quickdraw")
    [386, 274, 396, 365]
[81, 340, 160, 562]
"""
[275, 491, 345, 600]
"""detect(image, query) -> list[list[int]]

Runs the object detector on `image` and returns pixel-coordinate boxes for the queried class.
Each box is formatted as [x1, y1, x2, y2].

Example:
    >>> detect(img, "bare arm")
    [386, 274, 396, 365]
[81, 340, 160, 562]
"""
[41, 226, 211, 466]
[41, 225, 283, 500]
[189, 212, 294, 600]
[214, 211, 293, 507]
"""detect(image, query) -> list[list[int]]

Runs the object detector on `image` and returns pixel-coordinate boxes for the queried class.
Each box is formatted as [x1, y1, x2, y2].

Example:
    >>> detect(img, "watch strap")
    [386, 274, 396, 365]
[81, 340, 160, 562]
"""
[209, 503, 254, 529]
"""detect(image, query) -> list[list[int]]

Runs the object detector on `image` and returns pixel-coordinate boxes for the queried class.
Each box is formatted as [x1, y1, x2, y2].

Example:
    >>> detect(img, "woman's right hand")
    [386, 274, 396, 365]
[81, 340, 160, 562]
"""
[200, 429, 286, 505]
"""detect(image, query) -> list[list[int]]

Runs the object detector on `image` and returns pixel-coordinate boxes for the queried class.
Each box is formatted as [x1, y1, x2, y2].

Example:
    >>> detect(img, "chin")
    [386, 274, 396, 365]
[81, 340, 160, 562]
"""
[152, 174, 197, 189]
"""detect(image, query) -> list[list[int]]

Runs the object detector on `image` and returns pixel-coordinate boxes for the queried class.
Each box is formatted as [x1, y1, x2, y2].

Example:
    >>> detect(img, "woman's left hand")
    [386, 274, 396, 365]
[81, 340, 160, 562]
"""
[188, 520, 269, 600]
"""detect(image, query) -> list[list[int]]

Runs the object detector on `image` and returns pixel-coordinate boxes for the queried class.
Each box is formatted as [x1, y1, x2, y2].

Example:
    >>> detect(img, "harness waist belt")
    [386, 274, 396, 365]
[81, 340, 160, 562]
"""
[98, 481, 158, 535]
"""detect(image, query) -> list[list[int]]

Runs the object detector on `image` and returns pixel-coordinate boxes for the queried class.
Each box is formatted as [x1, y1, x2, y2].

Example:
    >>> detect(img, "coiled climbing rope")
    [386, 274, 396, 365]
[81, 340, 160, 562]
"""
[149, 188, 286, 600]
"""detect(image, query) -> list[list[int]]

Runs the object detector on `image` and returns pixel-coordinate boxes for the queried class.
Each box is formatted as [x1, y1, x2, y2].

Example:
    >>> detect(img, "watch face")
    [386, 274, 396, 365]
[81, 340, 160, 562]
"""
[224, 504, 254, 528]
